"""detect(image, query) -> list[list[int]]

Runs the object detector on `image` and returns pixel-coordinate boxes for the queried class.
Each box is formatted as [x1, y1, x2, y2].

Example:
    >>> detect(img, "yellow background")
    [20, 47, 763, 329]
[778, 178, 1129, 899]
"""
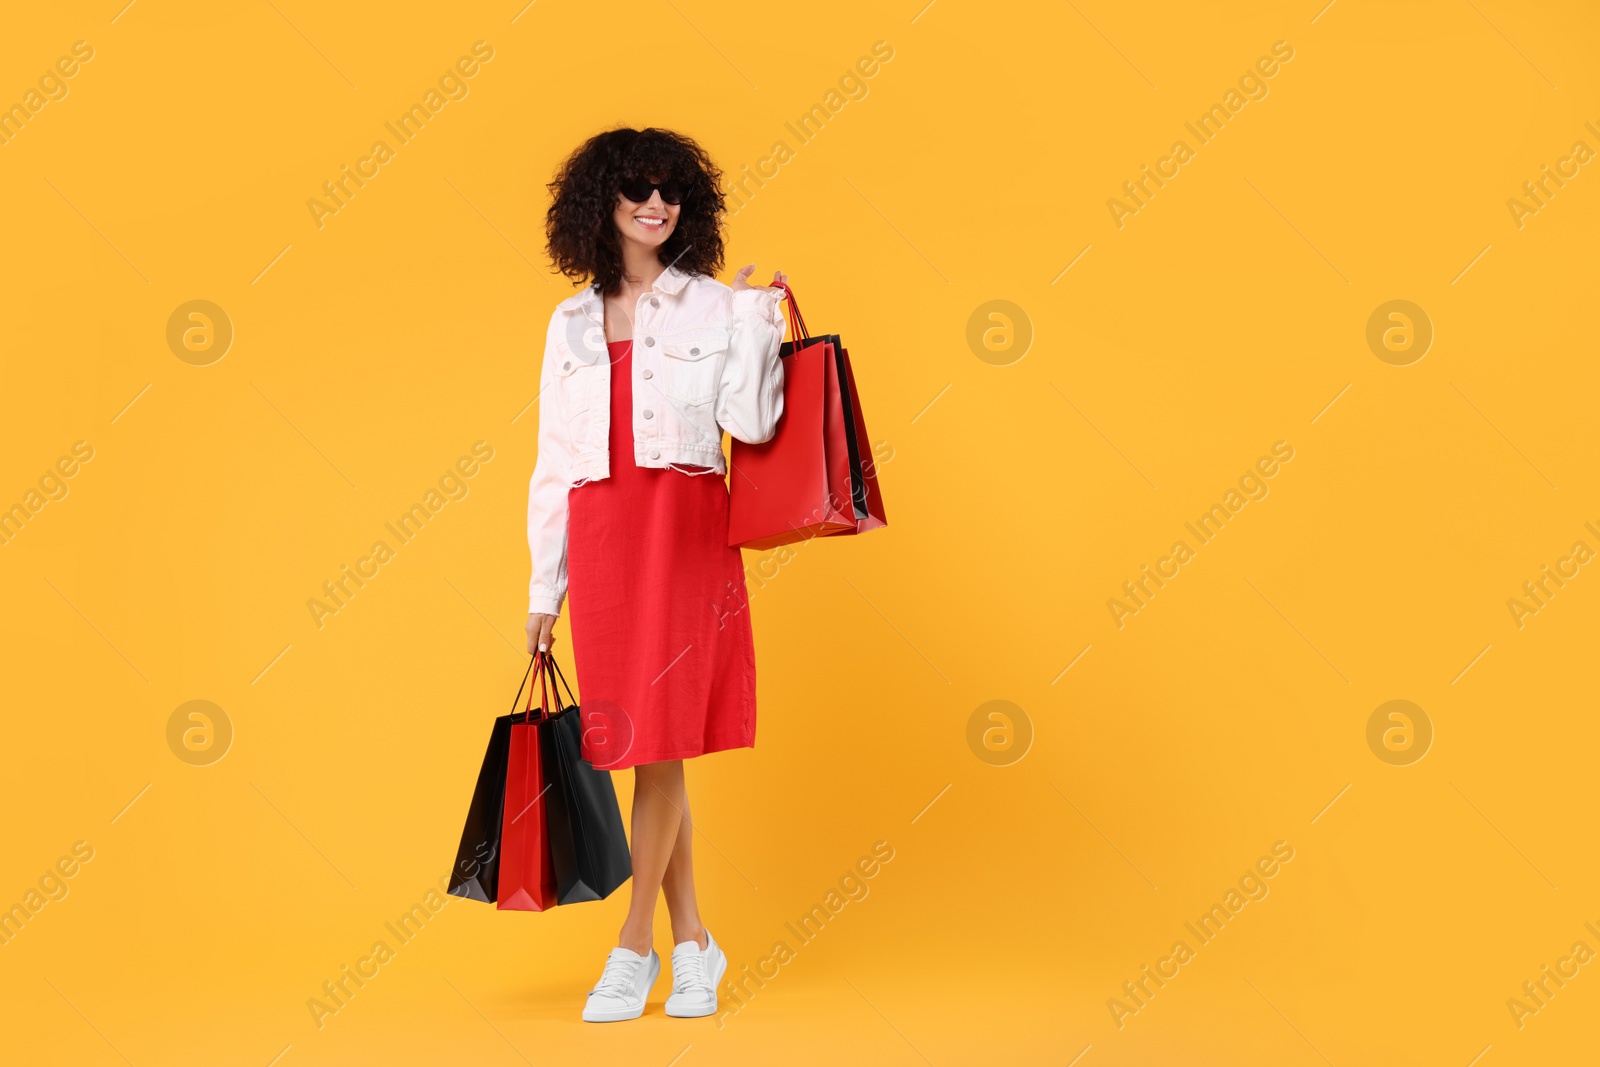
[2, 0, 1598, 1063]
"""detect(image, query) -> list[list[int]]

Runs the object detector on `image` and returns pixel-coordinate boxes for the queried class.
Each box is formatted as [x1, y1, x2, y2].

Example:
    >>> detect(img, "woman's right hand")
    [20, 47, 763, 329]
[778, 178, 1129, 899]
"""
[527, 613, 558, 654]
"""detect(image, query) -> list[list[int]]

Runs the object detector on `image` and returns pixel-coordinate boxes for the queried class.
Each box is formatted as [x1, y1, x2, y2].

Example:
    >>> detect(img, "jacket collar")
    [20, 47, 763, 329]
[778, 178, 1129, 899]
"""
[558, 264, 695, 317]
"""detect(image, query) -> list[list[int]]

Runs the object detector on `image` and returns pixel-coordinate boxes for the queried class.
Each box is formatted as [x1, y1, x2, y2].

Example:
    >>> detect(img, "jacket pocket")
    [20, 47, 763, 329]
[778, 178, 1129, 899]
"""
[553, 344, 595, 417]
[659, 327, 729, 405]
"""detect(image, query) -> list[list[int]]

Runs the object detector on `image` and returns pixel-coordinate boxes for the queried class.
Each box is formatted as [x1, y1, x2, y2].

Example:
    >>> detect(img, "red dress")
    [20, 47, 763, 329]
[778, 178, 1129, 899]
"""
[565, 339, 757, 770]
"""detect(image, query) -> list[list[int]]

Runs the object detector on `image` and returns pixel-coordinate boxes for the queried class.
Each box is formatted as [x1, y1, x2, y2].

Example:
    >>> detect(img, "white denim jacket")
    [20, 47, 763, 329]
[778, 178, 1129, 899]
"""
[527, 266, 787, 615]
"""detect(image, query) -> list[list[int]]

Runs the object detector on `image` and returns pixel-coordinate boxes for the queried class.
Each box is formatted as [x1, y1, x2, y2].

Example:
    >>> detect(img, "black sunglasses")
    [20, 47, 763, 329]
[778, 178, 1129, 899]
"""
[619, 176, 688, 206]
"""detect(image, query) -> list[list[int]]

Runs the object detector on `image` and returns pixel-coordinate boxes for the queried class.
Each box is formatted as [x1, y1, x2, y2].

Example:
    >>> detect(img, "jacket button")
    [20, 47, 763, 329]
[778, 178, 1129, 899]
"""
[643, 409, 654, 419]
[642, 369, 653, 379]
[650, 298, 660, 308]
[690, 347, 700, 356]
[644, 336, 655, 347]
[562, 361, 571, 371]
[649, 449, 661, 460]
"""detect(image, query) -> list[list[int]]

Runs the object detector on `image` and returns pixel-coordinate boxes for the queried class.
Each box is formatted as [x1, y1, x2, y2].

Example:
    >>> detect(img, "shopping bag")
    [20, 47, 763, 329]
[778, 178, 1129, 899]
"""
[446, 713, 509, 902]
[539, 653, 632, 904]
[835, 344, 887, 536]
[496, 656, 559, 912]
[728, 283, 887, 548]
[447, 660, 531, 903]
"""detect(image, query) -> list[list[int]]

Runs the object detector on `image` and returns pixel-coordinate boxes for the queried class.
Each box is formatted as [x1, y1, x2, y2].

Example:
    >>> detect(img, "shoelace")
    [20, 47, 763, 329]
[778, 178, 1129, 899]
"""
[592, 955, 643, 999]
[673, 948, 709, 993]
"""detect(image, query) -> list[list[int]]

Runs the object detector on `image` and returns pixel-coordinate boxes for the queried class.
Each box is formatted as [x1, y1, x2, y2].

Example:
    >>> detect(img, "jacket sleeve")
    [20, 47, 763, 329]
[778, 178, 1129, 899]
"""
[527, 312, 572, 617]
[716, 286, 787, 444]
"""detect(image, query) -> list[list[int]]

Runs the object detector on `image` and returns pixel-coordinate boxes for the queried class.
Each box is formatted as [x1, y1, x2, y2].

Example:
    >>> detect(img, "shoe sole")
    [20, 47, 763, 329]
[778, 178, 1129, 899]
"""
[583, 1004, 647, 1022]
[664, 949, 729, 1018]
[583, 955, 659, 1022]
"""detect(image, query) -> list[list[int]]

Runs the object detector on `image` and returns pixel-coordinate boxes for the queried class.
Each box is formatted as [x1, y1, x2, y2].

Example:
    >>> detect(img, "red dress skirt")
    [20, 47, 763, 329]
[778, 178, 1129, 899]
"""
[565, 339, 757, 770]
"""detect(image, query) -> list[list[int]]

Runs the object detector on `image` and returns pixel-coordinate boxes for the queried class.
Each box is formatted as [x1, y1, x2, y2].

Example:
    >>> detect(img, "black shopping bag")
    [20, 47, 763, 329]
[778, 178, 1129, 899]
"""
[539, 654, 631, 904]
[447, 658, 535, 903]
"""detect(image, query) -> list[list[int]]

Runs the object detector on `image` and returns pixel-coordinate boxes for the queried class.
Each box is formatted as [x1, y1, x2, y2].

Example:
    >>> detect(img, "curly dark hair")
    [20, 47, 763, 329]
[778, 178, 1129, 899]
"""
[545, 127, 727, 296]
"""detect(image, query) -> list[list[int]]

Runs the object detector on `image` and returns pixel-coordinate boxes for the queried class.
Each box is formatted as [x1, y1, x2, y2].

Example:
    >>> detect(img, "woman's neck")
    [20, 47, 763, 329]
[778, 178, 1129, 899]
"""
[615, 246, 665, 300]
[603, 248, 666, 341]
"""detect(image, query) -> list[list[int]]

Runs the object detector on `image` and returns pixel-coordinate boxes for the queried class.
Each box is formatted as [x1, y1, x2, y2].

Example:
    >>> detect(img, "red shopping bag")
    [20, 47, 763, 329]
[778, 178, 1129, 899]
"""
[496, 656, 558, 911]
[728, 284, 887, 548]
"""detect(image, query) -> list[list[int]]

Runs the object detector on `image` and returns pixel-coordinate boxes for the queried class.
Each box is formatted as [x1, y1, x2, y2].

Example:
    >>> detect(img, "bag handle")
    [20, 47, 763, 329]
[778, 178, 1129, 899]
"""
[542, 651, 578, 709]
[510, 653, 555, 722]
[509, 651, 577, 722]
[509, 655, 538, 714]
[531, 652, 556, 720]
[770, 280, 810, 345]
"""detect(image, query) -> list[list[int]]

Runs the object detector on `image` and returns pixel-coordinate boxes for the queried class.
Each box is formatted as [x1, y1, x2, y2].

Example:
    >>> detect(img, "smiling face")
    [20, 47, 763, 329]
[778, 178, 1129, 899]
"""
[612, 175, 680, 252]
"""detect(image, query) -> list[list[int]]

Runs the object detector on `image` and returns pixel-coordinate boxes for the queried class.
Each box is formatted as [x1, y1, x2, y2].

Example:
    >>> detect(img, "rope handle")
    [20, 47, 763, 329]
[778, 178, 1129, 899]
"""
[541, 651, 578, 709]
[509, 654, 553, 722]
[508, 651, 577, 723]
[508, 655, 537, 714]
[531, 652, 555, 720]
[769, 280, 810, 345]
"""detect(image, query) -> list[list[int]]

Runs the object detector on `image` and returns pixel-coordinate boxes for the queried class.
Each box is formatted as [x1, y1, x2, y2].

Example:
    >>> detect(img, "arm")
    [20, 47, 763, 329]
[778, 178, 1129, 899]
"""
[716, 268, 787, 444]
[527, 313, 572, 627]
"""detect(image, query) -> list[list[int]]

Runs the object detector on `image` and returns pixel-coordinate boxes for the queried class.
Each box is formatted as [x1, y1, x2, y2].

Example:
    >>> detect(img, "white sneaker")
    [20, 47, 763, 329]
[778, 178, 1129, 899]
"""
[664, 929, 727, 1018]
[582, 946, 659, 1022]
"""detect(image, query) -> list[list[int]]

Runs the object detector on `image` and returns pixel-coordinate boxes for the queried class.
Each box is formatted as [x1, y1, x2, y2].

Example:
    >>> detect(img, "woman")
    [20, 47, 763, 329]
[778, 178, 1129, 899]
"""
[525, 127, 786, 1022]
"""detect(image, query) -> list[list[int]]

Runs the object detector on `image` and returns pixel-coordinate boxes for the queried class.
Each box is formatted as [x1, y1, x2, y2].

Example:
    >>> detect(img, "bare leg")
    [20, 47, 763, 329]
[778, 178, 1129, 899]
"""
[661, 786, 708, 950]
[617, 760, 686, 955]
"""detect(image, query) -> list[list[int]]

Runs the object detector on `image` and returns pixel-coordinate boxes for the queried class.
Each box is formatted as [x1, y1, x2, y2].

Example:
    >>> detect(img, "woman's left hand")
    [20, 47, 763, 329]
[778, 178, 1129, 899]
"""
[732, 264, 786, 291]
